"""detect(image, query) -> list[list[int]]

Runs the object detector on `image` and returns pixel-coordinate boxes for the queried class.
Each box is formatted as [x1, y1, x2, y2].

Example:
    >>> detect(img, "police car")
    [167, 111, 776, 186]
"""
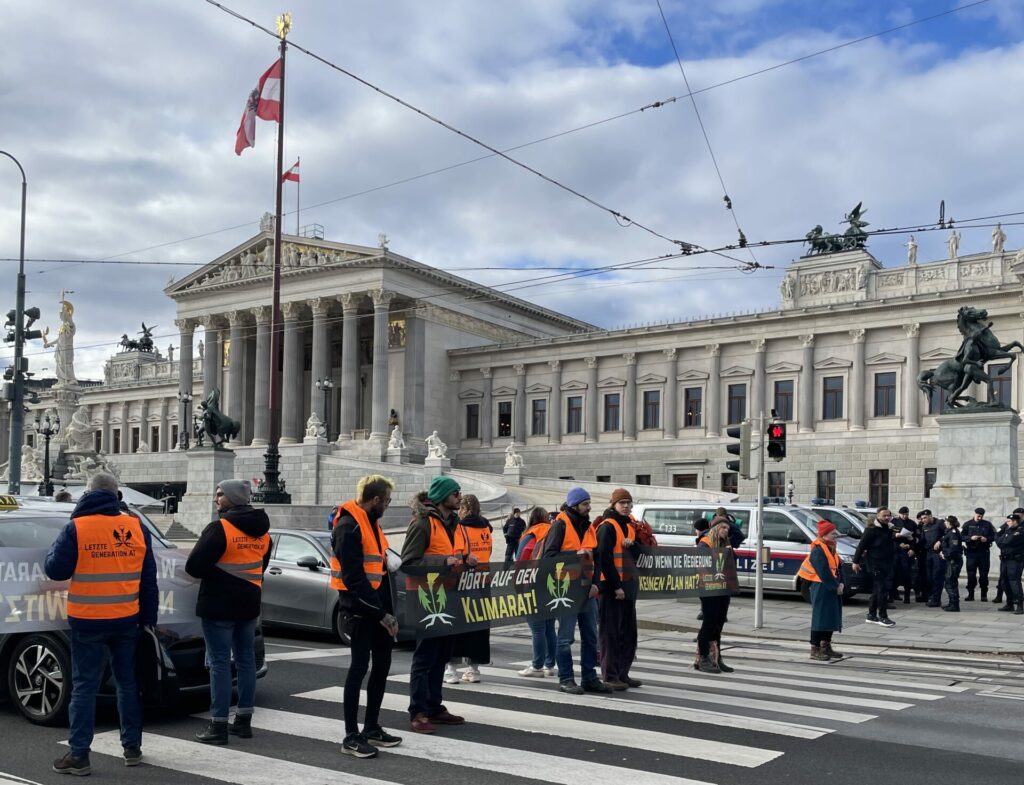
[0, 495, 267, 725]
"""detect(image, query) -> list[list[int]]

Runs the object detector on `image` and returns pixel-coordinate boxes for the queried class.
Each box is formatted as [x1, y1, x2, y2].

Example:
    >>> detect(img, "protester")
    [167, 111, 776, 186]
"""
[962, 508, 996, 601]
[502, 507, 526, 567]
[852, 507, 897, 626]
[995, 514, 1024, 614]
[186, 479, 272, 745]
[402, 476, 472, 733]
[516, 507, 557, 677]
[595, 488, 641, 690]
[693, 517, 735, 674]
[921, 510, 946, 607]
[446, 494, 492, 684]
[798, 521, 844, 661]
[940, 515, 964, 612]
[541, 487, 610, 695]
[44, 471, 158, 775]
[330, 474, 402, 758]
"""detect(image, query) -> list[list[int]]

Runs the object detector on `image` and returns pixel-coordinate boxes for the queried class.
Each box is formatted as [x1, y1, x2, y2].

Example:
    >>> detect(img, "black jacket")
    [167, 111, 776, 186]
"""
[185, 505, 271, 620]
[996, 525, 1024, 560]
[920, 520, 945, 551]
[503, 515, 526, 545]
[595, 510, 640, 599]
[541, 507, 591, 559]
[961, 519, 996, 551]
[853, 520, 896, 570]
[941, 528, 964, 561]
[331, 507, 392, 621]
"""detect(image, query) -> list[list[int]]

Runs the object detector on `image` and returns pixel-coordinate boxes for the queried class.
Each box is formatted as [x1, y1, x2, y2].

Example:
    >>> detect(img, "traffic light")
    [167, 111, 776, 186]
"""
[767, 422, 787, 461]
[725, 421, 752, 479]
[22, 306, 41, 341]
[3, 310, 14, 344]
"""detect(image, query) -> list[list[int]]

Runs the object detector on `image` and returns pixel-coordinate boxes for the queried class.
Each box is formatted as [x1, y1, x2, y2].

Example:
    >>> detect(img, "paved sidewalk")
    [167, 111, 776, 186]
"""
[638, 589, 1024, 655]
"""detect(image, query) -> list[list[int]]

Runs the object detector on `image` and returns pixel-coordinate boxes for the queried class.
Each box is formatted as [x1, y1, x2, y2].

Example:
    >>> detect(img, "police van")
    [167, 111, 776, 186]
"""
[631, 501, 866, 599]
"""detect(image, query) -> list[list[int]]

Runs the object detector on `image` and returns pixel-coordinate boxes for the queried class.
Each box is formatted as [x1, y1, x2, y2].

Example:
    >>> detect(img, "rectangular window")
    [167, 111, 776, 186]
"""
[531, 399, 546, 436]
[131, 427, 140, 453]
[635, 474, 651, 486]
[603, 393, 620, 432]
[816, 470, 836, 502]
[150, 426, 159, 452]
[721, 472, 738, 495]
[596, 475, 611, 483]
[767, 471, 785, 498]
[929, 385, 947, 415]
[497, 401, 512, 438]
[869, 469, 889, 509]
[989, 363, 1011, 405]
[465, 403, 480, 439]
[727, 383, 747, 425]
[566, 396, 583, 434]
[672, 473, 698, 489]
[26, 434, 34, 448]
[684, 387, 702, 427]
[643, 390, 661, 429]
[112, 431, 121, 453]
[94, 431, 102, 452]
[823, 376, 844, 420]
[171, 424, 179, 449]
[773, 379, 794, 421]
[874, 372, 897, 417]
[924, 467, 937, 499]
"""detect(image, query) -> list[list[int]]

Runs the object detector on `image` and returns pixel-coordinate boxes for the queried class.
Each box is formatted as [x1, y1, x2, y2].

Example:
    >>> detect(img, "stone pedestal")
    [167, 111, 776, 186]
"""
[386, 448, 409, 465]
[503, 465, 524, 486]
[178, 447, 236, 535]
[424, 456, 451, 474]
[931, 409, 1024, 520]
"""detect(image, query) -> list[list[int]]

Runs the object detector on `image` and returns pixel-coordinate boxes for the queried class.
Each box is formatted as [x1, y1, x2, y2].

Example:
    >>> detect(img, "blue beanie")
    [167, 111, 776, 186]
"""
[566, 486, 590, 508]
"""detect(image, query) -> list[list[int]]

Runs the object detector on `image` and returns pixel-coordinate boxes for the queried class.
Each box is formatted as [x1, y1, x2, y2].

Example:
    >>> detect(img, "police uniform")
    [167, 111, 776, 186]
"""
[921, 517, 946, 606]
[961, 509, 996, 600]
[940, 523, 964, 611]
[995, 520, 1024, 613]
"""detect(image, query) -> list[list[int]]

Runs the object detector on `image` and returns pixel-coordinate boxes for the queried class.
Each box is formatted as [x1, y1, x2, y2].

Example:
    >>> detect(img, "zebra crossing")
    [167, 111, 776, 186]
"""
[69, 633, 980, 785]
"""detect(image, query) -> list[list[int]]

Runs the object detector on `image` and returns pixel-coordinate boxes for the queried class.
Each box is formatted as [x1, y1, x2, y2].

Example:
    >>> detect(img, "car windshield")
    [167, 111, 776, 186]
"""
[812, 508, 860, 537]
[0, 515, 69, 548]
[845, 509, 870, 523]
[788, 508, 825, 532]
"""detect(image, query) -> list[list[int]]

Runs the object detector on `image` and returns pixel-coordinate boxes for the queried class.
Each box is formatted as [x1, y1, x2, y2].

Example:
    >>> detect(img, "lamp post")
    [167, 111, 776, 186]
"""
[33, 412, 59, 497]
[177, 391, 193, 450]
[787, 480, 795, 505]
[315, 378, 333, 440]
[1, 151, 27, 493]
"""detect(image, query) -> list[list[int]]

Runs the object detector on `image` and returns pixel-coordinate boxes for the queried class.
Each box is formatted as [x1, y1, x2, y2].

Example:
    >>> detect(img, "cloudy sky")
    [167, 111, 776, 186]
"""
[2, 0, 1023, 379]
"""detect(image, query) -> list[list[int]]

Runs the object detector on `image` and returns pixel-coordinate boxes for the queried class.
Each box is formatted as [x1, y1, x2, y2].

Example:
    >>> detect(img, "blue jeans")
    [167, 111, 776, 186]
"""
[68, 627, 142, 758]
[556, 597, 598, 684]
[528, 618, 556, 669]
[202, 618, 257, 722]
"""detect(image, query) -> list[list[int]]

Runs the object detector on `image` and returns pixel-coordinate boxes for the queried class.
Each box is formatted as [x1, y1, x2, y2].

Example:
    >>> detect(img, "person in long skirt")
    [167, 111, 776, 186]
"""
[798, 521, 844, 661]
[693, 516, 735, 674]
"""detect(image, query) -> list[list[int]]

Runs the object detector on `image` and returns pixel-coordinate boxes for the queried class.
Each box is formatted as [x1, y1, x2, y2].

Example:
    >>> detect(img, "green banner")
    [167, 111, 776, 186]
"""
[632, 545, 739, 598]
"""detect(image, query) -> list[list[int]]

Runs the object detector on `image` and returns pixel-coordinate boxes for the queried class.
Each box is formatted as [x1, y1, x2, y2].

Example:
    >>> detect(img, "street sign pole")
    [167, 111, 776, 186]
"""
[754, 409, 766, 630]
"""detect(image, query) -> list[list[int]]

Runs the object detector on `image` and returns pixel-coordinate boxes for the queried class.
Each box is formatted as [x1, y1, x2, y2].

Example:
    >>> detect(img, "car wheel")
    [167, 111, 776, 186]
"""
[7, 634, 72, 726]
[333, 607, 352, 646]
[798, 579, 811, 603]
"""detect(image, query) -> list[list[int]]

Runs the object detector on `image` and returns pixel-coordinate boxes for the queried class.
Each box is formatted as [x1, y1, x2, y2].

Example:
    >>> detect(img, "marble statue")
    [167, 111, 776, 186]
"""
[167, 344, 175, 363]
[305, 412, 327, 439]
[53, 291, 76, 387]
[992, 223, 1006, 255]
[779, 275, 794, 300]
[947, 230, 961, 260]
[136, 439, 151, 453]
[198, 340, 205, 361]
[378, 232, 389, 251]
[425, 430, 448, 459]
[1016, 248, 1024, 267]
[388, 426, 406, 450]
[20, 444, 42, 482]
[856, 264, 869, 290]
[905, 235, 918, 266]
[66, 405, 94, 452]
[504, 441, 524, 469]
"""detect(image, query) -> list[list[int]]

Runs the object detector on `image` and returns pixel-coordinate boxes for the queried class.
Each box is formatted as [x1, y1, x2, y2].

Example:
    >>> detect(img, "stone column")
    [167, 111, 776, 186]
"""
[309, 297, 332, 419]
[752, 339, 767, 419]
[138, 400, 150, 452]
[623, 352, 637, 441]
[799, 334, 815, 433]
[175, 318, 195, 449]
[370, 289, 394, 440]
[663, 348, 678, 439]
[279, 301, 303, 444]
[904, 323, 921, 428]
[403, 310, 426, 439]
[120, 401, 130, 454]
[514, 363, 527, 444]
[338, 293, 360, 440]
[250, 306, 271, 446]
[548, 360, 561, 445]
[584, 356, 598, 442]
[158, 398, 169, 451]
[480, 367, 493, 447]
[226, 310, 247, 428]
[449, 371, 462, 440]
[101, 403, 111, 454]
[706, 344, 721, 437]
[200, 315, 222, 400]
[849, 328, 866, 430]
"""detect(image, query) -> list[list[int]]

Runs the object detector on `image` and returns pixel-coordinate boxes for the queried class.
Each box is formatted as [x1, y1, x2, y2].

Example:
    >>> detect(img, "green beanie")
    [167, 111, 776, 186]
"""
[427, 475, 461, 504]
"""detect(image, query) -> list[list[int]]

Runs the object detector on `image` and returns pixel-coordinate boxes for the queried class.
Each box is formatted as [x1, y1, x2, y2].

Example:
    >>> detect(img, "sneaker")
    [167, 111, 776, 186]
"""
[518, 666, 545, 677]
[431, 709, 465, 725]
[410, 713, 435, 734]
[53, 752, 91, 776]
[582, 679, 613, 694]
[123, 746, 143, 767]
[865, 614, 879, 624]
[559, 680, 584, 695]
[364, 727, 403, 748]
[878, 617, 896, 626]
[461, 668, 481, 684]
[543, 666, 557, 677]
[342, 733, 378, 758]
[443, 666, 460, 684]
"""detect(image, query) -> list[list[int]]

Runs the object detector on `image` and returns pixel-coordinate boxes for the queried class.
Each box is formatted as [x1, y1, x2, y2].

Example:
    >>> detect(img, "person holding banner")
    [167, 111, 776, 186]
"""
[541, 487, 611, 695]
[516, 507, 558, 677]
[693, 517, 734, 674]
[402, 476, 474, 733]
[595, 488, 642, 690]
[798, 520, 844, 661]
[446, 494, 493, 684]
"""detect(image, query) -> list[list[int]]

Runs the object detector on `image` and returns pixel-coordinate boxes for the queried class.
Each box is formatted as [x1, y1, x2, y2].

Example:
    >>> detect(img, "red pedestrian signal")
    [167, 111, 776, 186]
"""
[767, 422, 786, 461]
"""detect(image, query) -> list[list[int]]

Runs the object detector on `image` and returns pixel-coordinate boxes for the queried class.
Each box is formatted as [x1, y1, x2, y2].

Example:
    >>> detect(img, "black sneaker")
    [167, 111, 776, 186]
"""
[865, 614, 879, 624]
[53, 752, 91, 776]
[878, 617, 896, 626]
[364, 727, 402, 748]
[123, 746, 143, 767]
[342, 733, 378, 758]
[559, 680, 584, 695]
[582, 679, 613, 694]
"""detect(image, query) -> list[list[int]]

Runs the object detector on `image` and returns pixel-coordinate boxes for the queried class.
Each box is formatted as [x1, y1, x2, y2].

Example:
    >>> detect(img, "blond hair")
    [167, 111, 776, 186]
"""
[356, 474, 395, 502]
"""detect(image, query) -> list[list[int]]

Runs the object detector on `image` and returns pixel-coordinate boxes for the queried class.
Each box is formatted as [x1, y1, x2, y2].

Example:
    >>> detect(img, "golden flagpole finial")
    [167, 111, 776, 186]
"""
[276, 12, 292, 39]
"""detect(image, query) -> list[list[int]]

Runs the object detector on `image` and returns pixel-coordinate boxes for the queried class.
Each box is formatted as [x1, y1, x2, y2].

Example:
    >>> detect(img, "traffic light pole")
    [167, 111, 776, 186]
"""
[1, 151, 27, 494]
[753, 409, 766, 630]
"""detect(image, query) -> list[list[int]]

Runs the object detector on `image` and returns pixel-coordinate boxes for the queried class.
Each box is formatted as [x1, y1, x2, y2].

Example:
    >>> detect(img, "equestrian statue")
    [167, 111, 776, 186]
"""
[194, 388, 241, 447]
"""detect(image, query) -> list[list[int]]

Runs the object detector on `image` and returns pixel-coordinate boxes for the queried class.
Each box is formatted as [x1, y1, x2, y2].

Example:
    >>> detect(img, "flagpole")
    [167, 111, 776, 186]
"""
[296, 156, 300, 235]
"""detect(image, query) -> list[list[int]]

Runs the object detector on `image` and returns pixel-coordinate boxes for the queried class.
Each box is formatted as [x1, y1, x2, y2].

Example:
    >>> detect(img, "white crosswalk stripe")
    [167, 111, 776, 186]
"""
[264, 647, 352, 662]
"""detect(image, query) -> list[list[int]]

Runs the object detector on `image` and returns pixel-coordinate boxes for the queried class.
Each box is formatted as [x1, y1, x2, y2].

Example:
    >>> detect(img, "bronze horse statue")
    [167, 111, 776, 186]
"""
[195, 389, 241, 447]
[917, 306, 1024, 410]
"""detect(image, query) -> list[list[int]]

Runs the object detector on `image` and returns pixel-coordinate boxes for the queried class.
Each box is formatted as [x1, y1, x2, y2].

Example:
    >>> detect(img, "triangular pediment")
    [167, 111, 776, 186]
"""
[636, 373, 667, 385]
[526, 382, 552, 394]
[458, 388, 483, 400]
[721, 365, 754, 377]
[865, 352, 906, 366]
[677, 369, 709, 382]
[560, 380, 588, 392]
[492, 385, 517, 397]
[766, 361, 801, 374]
[814, 356, 852, 370]
[920, 347, 956, 361]
[598, 376, 626, 388]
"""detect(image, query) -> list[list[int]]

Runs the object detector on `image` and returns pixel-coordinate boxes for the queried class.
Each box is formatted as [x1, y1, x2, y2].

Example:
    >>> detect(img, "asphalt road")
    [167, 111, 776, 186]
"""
[1, 628, 1022, 785]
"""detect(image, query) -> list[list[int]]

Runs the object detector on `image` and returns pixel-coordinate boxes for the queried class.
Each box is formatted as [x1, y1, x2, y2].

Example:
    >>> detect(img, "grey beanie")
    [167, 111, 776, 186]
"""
[218, 479, 251, 507]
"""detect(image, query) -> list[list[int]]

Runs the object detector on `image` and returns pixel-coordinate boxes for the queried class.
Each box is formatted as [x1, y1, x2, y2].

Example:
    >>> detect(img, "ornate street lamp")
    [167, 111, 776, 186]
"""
[33, 412, 60, 497]
[315, 378, 333, 440]
[177, 391, 194, 449]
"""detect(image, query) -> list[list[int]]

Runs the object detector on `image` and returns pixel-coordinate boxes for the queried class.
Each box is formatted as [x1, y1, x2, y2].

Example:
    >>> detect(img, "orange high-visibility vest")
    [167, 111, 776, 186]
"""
[696, 535, 712, 548]
[424, 513, 469, 556]
[330, 500, 390, 591]
[461, 523, 493, 563]
[797, 539, 840, 583]
[67, 513, 147, 621]
[555, 511, 597, 552]
[597, 517, 637, 581]
[216, 519, 271, 588]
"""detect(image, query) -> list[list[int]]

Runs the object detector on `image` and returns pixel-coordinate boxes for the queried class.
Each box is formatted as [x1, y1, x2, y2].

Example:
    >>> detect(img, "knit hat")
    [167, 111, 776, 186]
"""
[610, 488, 633, 506]
[898, 506, 910, 514]
[427, 475, 461, 504]
[974, 507, 985, 515]
[817, 520, 837, 537]
[694, 517, 711, 534]
[218, 479, 251, 507]
[566, 486, 590, 508]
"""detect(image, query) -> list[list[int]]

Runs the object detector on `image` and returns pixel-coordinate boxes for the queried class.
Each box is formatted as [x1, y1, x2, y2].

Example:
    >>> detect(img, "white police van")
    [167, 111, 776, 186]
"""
[632, 501, 866, 599]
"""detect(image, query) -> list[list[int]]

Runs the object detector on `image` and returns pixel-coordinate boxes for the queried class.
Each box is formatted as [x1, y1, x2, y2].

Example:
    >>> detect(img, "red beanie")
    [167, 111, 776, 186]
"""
[817, 521, 836, 537]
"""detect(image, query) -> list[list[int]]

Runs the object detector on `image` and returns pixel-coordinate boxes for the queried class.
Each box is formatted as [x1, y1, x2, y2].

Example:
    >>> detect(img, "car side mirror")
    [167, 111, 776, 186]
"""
[296, 555, 320, 570]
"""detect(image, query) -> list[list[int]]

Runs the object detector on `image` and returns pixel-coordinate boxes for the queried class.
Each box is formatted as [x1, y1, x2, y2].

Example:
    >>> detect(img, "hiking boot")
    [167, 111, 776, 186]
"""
[710, 642, 734, 673]
[624, 676, 643, 688]
[195, 720, 229, 745]
[228, 713, 253, 738]
[518, 666, 545, 677]
[410, 713, 435, 734]
[431, 709, 465, 725]
[822, 641, 843, 659]
[341, 733, 378, 758]
[697, 655, 721, 674]
[123, 746, 142, 767]
[993, 594, 1004, 604]
[53, 752, 91, 776]
[810, 644, 830, 661]
[1015, 604, 1024, 615]
[364, 727, 403, 747]
[604, 679, 629, 691]
[582, 679, 613, 694]
[559, 680, 584, 695]
[981, 590, 988, 602]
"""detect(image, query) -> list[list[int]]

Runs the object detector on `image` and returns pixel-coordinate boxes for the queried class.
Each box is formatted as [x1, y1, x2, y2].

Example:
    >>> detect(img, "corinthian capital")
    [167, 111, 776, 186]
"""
[199, 314, 224, 330]
[250, 305, 271, 324]
[339, 292, 359, 313]
[371, 288, 395, 308]
[800, 334, 815, 348]
[310, 297, 333, 317]
[849, 328, 866, 344]
[226, 310, 249, 327]
[903, 323, 920, 339]
[281, 301, 303, 320]
[174, 318, 197, 335]
[706, 343, 721, 357]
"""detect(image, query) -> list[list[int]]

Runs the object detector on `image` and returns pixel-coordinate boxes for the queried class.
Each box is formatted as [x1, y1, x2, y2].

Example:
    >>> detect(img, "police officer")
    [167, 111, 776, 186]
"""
[940, 515, 964, 612]
[992, 507, 1024, 605]
[913, 509, 931, 602]
[961, 507, 996, 601]
[995, 514, 1024, 614]
[892, 510, 917, 605]
[920, 510, 946, 607]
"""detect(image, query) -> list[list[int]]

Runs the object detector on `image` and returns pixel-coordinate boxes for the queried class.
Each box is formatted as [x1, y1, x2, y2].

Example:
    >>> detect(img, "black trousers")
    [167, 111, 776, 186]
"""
[598, 595, 638, 681]
[944, 557, 963, 608]
[927, 553, 947, 603]
[1006, 559, 1024, 606]
[697, 596, 730, 656]
[343, 616, 393, 735]
[809, 630, 834, 646]
[965, 550, 991, 594]
[892, 554, 914, 600]
[408, 634, 454, 718]
[868, 566, 893, 618]
[995, 558, 1008, 599]
[914, 550, 930, 596]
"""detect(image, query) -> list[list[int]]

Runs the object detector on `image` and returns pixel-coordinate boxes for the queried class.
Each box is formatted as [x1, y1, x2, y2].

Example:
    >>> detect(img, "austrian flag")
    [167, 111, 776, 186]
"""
[234, 59, 283, 156]
[281, 159, 300, 183]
